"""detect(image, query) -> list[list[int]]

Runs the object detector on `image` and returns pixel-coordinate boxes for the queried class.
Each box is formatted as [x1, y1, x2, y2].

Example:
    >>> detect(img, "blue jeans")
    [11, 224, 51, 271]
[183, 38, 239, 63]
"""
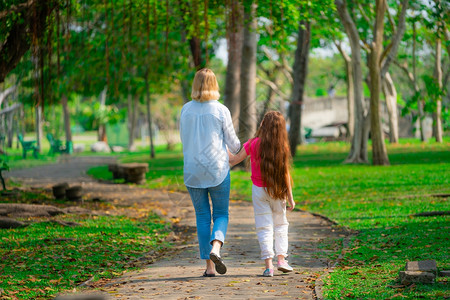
[186, 172, 230, 259]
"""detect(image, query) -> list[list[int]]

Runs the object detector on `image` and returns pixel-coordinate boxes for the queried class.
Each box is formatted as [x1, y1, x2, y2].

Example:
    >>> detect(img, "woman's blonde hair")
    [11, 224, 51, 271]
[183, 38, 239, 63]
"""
[191, 68, 220, 101]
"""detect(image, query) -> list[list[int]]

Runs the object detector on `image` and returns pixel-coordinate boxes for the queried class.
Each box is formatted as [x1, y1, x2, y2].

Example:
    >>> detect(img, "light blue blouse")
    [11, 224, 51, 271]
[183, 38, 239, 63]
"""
[180, 100, 241, 188]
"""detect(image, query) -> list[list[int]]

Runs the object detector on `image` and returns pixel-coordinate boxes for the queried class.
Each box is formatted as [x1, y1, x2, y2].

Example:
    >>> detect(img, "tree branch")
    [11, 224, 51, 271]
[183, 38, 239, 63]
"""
[386, 5, 396, 33]
[0, 85, 16, 108]
[393, 60, 419, 91]
[334, 40, 351, 62]
[381, 0, 408, 77]
[357, 2, 371, 24]
[0, 0, 53, 83]
[0, 0, 36, 20]
[444, 26, 450, 58]
[257, 77, 289, 100]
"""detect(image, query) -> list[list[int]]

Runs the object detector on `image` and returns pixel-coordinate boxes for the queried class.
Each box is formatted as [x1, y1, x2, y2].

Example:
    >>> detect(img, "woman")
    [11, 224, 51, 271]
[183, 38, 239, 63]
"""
[180, 68, 240, 277]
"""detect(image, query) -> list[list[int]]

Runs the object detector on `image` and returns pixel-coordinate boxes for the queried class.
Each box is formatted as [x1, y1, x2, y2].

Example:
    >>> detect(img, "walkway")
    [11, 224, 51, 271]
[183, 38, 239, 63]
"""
[6, 156, 346, 299]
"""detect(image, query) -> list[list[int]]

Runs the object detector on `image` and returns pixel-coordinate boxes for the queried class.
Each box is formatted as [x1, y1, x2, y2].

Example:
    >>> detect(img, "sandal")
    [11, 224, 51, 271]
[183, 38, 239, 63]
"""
[203, 270, 215, 277]
[209, 252, 227, 275]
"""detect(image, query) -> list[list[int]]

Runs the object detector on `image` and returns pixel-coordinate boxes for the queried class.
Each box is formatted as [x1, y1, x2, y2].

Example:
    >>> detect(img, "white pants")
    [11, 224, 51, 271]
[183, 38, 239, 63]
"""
[252, 185, 289, 260]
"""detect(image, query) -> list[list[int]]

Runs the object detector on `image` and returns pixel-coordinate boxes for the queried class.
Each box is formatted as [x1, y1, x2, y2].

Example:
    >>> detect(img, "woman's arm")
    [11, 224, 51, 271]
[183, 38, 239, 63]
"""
[223, 109, 241, 154]
[228, 147, 248, 166]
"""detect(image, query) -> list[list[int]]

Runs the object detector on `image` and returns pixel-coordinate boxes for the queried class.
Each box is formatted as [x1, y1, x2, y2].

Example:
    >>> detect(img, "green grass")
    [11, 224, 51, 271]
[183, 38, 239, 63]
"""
[89, 138, 450, 299]
[0, 212, 171, 299]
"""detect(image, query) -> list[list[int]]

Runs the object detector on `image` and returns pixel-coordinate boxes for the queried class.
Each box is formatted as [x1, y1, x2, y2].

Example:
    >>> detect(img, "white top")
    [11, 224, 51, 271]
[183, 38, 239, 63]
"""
[180, 100, 241, 188]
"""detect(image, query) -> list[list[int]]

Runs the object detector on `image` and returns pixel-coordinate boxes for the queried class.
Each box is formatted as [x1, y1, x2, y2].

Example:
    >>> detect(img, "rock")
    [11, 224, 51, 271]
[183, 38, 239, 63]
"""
[0, 216, 28, 229]
[399, 271, 435, 284]
[90, 142, 111, 153]
[405, 260, 437, 275]
[439, 270, 450, 277]
[53, 294, 106, 300]
[73, 144, 85, 153]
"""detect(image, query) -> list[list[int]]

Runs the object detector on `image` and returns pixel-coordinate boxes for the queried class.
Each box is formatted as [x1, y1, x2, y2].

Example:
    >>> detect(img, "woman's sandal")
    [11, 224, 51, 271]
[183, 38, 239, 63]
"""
[203, 270, 215, 277]
[209, 253, 227, 275]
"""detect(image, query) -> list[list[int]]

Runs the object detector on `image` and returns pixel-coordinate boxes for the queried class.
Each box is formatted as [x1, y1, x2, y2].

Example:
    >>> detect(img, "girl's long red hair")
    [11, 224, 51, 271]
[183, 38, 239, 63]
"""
[254, 111, 292, 200]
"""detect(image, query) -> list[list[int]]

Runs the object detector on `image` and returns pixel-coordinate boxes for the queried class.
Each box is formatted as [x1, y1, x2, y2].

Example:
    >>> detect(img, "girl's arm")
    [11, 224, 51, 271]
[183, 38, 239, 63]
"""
[228, 147, 248, 166]
[286, 172, 295, 211]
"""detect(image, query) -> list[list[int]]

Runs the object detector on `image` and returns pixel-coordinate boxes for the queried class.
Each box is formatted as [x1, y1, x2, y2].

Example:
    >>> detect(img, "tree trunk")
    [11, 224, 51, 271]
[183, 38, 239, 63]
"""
[369, 0, 389, 166]
[35, 104, 43, 152]
[336, 43, 354, 140]
[224, 0, 243, 129]
[61, 94, 72, 146]
[288, 20, 310, 156]
[433, 37, 443, 143]
[259, 74, 278, 124]
[238, 1, 257, 143]
[189, 37, 203, 70]
[145, 72, 155, 158]
[6, 98, 13, 148]
[335, 0, 369, 164]
[98, 88, 107, 142]
[382, 72, 399, 143]
[180, 79, 190, 104]
[412, 22, 426, 142]
[127, 89, 136, 151]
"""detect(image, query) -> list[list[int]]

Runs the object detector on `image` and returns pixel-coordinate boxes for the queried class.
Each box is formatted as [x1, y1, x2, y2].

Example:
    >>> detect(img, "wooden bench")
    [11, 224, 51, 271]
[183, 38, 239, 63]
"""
[17, 134, 38, 159]
[108, 163, 149, 184]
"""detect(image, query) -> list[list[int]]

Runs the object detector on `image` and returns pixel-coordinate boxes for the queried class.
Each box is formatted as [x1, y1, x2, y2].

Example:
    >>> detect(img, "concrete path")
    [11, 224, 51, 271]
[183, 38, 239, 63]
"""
[6, 156, 346, 300]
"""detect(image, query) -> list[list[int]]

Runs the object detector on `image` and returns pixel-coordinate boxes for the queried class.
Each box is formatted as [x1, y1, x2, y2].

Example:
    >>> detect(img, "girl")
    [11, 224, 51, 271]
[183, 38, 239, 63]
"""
[229, 111, 295, 277]
[180, 68, 241, 277]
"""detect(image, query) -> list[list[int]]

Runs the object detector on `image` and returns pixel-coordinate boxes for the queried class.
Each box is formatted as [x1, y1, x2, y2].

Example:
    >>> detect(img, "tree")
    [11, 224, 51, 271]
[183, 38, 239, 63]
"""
[335, 0, 408, 165]
[224, 0, 243, 128]
[238, 1, 257, 142]
[335, 42, 355, 140]
[335, 0, 369, 163]
[288, 20, 310, 156]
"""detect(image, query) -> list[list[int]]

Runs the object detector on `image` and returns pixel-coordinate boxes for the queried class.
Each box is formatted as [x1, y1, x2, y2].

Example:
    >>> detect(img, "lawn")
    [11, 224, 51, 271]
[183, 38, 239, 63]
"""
[0, 191, 172, 299]
[89, 138, 450, 299]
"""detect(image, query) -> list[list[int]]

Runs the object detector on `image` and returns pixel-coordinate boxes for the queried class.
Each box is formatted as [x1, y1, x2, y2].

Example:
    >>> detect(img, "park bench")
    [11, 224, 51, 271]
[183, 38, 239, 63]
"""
[108, 163, 148, 184]
[17, 134, 38, 159]
[47, 133, 66, 155]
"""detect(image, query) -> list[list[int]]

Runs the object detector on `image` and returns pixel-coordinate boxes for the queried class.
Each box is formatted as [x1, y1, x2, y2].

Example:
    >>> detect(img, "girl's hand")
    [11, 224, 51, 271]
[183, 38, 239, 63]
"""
[287, 197, 295, 211]
[228, 148, 247, 167]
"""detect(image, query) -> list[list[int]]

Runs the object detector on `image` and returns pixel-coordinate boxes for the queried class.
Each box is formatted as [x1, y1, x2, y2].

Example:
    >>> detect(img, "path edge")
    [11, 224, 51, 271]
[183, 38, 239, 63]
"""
[310, 210, 357, 300]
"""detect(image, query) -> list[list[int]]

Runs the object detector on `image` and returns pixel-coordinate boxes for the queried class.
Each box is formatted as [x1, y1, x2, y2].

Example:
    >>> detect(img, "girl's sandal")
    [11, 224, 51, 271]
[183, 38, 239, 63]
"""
[203, 270, 215, 277]
[209, 253, 227, 275]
